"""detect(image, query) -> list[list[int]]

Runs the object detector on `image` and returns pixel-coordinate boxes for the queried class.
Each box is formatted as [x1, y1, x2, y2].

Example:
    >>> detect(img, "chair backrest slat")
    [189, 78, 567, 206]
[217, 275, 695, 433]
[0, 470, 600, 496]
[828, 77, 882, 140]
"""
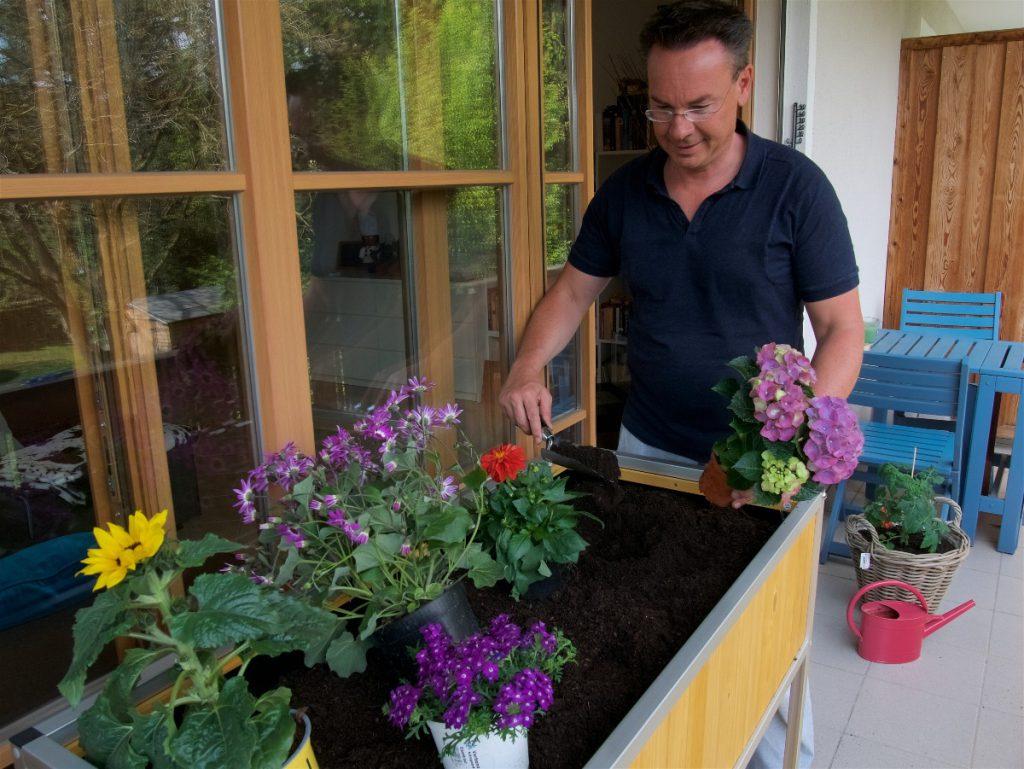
[900, 289, 1002, 340]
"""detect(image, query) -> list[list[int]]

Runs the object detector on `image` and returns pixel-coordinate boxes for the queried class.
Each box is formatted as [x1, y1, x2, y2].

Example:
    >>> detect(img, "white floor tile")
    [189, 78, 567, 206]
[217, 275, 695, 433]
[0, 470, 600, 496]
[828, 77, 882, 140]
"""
[988, 612, 1024, 660]
[811, 724, 842, 769]
[831, 732, 959, 768]
[982, 655, 1023, 716]
[811, 613, 870, 675]
[946, 567, 1001, 612]
[816, 573, 858, 618]
[866, 640, 987, 704]
[999, 545, 1023, 581]
[926, 606, 994, 656]
[820, 559, 857, 582]
[809, 662, 864, 731]
[847, 678, 979, 767]
[964, 539, 1010, 576]
[995, 576, 1022, 617]
[971, 707, 1024, 769]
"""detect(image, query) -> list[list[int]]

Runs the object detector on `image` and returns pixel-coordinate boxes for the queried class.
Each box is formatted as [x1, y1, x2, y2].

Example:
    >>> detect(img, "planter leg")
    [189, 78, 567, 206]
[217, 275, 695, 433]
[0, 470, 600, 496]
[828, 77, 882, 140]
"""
[783, 657, 808, 769]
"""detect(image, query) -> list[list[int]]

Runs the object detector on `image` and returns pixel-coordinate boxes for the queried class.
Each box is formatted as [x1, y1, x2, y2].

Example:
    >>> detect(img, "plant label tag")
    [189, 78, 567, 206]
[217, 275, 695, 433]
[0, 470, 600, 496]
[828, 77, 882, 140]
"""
[860, 552, 871, 569]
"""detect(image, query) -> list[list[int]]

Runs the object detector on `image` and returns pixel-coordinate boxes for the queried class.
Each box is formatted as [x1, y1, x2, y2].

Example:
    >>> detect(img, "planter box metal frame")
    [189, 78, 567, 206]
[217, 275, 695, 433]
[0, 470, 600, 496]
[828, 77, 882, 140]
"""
[12, 454, 822, 769]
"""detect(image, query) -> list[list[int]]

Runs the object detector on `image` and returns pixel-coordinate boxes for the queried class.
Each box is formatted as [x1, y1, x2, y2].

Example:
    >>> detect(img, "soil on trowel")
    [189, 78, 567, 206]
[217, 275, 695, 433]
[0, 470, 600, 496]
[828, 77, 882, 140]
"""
[248, 475, 781, 769]
[551, 441, 621, 483]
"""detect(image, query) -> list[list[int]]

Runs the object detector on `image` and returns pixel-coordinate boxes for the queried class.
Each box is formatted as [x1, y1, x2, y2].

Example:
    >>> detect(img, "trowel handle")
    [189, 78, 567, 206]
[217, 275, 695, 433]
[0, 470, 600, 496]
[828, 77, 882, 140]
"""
[846, 580, 929, 639]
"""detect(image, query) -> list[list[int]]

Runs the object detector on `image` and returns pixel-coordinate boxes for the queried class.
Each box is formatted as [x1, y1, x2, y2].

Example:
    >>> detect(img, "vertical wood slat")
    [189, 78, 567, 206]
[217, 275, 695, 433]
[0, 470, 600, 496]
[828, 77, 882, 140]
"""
[23, 0, 118, 527]
[986, 40, 1024, 428]
[924, 43, 1003, 293]
[884, 47, 941, 329]
[575, 0, 597, 446]
[221, 0, 314, 455]
[68, 0, 175, 526]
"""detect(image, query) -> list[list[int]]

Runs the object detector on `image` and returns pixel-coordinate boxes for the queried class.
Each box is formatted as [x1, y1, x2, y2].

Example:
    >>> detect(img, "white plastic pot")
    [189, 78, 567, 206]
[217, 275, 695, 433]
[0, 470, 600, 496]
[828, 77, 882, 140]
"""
[427, 721, 529, 769]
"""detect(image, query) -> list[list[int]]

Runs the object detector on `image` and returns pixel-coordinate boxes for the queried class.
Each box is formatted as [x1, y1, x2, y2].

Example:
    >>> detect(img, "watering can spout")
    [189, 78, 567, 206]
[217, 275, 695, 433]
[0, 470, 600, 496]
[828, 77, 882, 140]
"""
[924, 599, 976, 637]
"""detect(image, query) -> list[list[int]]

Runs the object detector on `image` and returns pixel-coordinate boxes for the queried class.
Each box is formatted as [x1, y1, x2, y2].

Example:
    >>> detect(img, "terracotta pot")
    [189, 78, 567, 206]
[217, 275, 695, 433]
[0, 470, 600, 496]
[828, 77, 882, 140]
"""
[700, 453, 734, 508]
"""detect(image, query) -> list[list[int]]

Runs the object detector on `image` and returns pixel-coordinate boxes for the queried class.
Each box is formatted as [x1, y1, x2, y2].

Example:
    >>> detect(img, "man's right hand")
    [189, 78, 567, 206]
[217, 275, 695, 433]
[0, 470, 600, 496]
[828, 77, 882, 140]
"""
[498, 367, 553, 445]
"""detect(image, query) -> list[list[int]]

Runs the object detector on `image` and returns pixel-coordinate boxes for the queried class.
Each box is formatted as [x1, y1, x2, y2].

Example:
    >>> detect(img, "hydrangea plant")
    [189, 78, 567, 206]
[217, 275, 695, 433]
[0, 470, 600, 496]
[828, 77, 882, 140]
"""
[710, 343, 863, 507]
[60, 512, 338, 769]
[229, 378, 503, 678]
[384, 614, 575, 755]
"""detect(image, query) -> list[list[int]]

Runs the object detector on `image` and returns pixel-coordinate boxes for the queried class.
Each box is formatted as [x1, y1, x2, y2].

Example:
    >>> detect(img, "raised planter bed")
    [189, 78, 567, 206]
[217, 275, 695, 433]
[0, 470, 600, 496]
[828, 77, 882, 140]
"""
[11, 454, 822, 769]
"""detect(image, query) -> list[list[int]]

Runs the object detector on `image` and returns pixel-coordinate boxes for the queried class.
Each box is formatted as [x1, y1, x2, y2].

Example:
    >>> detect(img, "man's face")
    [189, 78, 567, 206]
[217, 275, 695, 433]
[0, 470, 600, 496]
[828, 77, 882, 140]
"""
[646, 40, 752, 173]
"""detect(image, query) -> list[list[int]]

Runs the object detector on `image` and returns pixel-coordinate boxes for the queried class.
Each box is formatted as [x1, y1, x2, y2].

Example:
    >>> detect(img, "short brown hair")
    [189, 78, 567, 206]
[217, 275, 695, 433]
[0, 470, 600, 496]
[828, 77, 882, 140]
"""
[640, 1, 753, 73]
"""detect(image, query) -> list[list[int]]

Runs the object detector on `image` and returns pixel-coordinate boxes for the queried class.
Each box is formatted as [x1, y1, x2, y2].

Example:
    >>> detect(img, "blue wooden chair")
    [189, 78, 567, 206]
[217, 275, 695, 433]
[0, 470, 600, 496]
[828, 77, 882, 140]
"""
[819, 352, 970, 564]
[900, 289, 1002, 340]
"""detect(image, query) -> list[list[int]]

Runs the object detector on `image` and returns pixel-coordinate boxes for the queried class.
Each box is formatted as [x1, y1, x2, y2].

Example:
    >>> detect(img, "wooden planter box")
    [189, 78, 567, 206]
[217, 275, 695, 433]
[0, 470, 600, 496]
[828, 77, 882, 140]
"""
[11, 454, 822, 769]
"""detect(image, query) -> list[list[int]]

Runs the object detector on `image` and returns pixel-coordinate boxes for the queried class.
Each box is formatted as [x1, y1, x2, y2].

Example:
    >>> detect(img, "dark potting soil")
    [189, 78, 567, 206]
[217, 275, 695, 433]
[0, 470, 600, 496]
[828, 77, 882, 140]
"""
[250, 477, 780, 769]
[551, 441, 621, 483]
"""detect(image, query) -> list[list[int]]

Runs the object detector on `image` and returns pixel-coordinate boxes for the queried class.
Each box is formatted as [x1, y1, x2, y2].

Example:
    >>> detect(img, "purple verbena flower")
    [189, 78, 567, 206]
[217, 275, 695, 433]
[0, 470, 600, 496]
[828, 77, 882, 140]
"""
[387, 684, 421, 728]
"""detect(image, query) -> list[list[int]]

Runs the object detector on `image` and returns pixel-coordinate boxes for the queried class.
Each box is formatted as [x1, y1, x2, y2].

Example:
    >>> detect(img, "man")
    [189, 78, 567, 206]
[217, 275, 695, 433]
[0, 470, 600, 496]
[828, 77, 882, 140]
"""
[500, 1, 863, 766]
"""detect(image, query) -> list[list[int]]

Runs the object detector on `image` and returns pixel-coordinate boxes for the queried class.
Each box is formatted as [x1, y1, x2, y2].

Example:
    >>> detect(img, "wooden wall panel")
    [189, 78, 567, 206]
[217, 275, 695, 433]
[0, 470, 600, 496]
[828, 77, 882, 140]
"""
[885, 30, 1024, 430]
[884, 47, 940, 329]
[924, 44, 1003, 293]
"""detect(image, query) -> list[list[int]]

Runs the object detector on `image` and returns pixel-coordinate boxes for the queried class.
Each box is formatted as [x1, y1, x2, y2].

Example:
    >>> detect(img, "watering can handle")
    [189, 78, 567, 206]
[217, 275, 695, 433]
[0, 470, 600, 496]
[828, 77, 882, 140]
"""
[846, 580, 929, 640]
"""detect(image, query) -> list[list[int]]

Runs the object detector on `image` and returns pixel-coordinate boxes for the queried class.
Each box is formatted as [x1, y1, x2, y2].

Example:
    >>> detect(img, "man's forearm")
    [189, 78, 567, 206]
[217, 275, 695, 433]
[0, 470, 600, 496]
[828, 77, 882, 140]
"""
[811, 327, 863, 398]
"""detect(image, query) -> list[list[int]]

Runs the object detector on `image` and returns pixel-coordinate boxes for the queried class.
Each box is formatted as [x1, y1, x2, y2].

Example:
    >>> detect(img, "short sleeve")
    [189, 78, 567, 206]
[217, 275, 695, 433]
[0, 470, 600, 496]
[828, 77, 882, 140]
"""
[568, 183, 620, 278]
[790, 167, 859, 303]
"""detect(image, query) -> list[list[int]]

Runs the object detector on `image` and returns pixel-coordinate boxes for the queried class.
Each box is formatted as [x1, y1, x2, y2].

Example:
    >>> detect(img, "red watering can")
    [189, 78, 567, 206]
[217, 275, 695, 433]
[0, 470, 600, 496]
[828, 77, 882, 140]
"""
[846, 579, 975, 664]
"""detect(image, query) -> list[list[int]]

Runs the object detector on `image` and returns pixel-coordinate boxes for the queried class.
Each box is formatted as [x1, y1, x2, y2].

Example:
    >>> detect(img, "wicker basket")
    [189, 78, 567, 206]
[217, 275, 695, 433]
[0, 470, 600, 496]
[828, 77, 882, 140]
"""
[845, 496, 971, 609]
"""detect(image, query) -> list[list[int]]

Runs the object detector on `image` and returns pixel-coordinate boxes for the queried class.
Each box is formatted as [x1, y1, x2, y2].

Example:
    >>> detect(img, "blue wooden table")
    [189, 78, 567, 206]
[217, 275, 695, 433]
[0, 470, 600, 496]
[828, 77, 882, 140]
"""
[869, 329, 1024, 553]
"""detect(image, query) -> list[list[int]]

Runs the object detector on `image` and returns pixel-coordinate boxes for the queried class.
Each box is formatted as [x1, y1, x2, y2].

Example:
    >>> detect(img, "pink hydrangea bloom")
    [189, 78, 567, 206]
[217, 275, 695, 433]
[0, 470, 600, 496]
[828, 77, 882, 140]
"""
[750, 343, 814, 443]
[804, 396, 864, 484]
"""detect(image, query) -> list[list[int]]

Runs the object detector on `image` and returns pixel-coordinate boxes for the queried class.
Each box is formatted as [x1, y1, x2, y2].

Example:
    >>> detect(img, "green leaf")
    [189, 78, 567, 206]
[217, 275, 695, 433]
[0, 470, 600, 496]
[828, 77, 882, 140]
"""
[728, 388, 755, 421]
[250, 688, 296, 769]
[422, 508, 472, 543]
[168, 573, 275, 649]
[169, 677, 257, 769]
[250, 592, 339, 665]
[711, 376, 741, 400]
[78, 693, 147, 769]
[59, 585, 133, 705]
[176, 534, 243, 569]
[274, 546, 302, 588]
[732, 450, 763, 483]
[325, 631, 369, 678]
[727, 355, 759, 380]
[544, 529, 587, 562]
[462, 466, 488, 491]
[465, 548, 503, 588]
[352, 543, 379, 572]
[130, 709, 176, 769]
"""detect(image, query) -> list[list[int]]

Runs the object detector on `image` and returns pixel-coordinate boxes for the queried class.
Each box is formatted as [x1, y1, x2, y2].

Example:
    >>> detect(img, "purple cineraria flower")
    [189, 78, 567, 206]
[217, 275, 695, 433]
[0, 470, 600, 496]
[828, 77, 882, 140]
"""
[250, 573, 272, 586]
[248, 466, 269, 493]
[407, 405, 437, 429]
[308, 498, 322, 512]
[276, 523, 305, 549]
[400, 541, 412, 556]
[804, 396, 864, 485]
[438, 403, 462, 427]
[387, 684, 421, 729]
[233, 477, 258, 524]
[403, 376, 434, 395]
[383, 387, 411, 412]
[391, 500, 402, 512]
[383, 460, 398, 473]
[438, 475, 458, 501]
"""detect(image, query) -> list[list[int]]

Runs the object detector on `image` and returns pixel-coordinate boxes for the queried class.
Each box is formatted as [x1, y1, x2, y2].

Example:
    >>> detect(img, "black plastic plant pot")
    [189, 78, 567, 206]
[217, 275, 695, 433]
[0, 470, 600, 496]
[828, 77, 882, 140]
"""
[369, 581, 480, 680]
[522, 563, 568, 602]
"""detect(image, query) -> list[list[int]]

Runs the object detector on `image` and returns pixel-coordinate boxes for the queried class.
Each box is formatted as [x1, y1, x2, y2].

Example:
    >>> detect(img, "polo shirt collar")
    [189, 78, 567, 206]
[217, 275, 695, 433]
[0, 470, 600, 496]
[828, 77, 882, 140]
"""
[645, 119, 765, 194]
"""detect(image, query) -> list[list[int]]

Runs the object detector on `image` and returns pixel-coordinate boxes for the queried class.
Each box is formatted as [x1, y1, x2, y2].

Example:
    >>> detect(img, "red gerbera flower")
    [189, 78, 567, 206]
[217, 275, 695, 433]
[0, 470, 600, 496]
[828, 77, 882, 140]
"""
[480, 444, 527, 483]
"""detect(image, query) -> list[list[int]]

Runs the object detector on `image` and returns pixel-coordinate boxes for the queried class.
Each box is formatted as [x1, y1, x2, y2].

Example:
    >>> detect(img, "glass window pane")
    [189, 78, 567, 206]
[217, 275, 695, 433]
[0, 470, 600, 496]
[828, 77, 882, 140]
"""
[296, 185, 508, 453]
[542, 0, 573, 171]
[0, 0, 228, 174]
[281, 0, 502, 172]
[0, 194, 256, 727]
[544, 183, 580, 420]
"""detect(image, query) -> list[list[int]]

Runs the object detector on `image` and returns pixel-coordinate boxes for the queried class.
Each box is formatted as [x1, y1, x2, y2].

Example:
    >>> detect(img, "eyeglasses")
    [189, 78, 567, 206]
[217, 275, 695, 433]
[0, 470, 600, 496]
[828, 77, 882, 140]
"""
[644, 81, 735, 124]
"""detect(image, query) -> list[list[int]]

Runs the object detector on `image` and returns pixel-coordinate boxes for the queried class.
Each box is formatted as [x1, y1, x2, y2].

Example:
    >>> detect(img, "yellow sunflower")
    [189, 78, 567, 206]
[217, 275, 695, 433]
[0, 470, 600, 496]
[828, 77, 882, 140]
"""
[78, 509, 168, 591]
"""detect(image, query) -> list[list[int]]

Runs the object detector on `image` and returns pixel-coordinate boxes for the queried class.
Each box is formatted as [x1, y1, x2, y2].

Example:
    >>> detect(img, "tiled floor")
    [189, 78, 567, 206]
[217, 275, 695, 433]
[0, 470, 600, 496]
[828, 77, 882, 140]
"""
[812, 512, 1024, 769]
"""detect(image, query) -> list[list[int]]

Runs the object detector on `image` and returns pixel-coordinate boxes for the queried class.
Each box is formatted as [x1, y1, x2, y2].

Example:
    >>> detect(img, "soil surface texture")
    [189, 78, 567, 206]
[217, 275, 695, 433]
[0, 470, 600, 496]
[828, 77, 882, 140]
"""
[251, 477, 781, 769]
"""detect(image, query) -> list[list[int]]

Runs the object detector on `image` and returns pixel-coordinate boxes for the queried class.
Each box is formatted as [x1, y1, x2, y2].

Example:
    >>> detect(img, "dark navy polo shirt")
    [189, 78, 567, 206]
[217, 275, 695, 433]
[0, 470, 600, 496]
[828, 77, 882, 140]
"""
[569, 122, 858, 462]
